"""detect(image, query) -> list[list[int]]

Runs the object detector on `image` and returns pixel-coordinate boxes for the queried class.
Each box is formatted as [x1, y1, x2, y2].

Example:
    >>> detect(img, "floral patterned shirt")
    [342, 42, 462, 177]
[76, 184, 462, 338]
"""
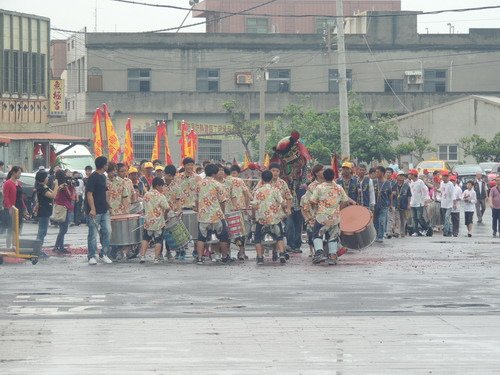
[164, 179, 180, 210]
[196, 177, 228, 223]
[252, 183, 284, 225]
[309, 181, 348, 225]
[143, 188, 170, 232]
[254, 178, 291, 217]
[225, 176, 251, 213]
[107, 176, 128, 216]
[177, 172, 202, 209]
[300, 180, 321, 220]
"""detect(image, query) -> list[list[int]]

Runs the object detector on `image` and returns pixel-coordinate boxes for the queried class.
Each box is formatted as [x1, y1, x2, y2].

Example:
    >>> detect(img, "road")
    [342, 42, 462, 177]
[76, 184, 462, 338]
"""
[1, 212, 499, 374]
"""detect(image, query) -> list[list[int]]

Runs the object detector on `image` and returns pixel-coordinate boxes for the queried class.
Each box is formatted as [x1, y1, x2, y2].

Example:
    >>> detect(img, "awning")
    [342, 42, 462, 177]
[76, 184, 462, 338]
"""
[0, 132, 89, 145]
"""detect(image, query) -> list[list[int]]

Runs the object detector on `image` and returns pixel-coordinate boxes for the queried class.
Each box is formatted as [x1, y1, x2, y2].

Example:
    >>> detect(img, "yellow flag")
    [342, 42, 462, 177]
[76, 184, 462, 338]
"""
[103, 104, 121, 162]
[123, 118, 134, 166]
[263, 153, 270, 168]
[92, 108, 103, 157]
[243, 152, 250, 169]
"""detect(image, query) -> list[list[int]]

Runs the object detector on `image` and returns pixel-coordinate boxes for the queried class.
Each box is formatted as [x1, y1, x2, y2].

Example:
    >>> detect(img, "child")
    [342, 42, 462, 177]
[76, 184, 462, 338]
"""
[139, 177, 171, 264]
[462, 180, 477, 237]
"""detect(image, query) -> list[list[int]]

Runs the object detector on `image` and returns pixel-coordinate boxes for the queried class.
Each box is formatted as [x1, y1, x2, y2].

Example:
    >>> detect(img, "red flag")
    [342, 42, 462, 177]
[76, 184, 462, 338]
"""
[92, 108, 103, 157]
[151, 121, 161, 161]
[331, 153, 339, 179]
[187, 129, 198, 160]
[178, 120, 189, 160]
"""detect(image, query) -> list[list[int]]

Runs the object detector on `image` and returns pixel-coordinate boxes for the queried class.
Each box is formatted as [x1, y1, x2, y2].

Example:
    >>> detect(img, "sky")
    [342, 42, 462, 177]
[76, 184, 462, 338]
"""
[2, 0, 500, 38]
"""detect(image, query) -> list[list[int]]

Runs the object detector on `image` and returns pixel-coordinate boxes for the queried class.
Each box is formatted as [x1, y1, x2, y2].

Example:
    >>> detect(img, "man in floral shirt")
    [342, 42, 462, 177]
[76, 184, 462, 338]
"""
[254, 163, 292, 218]
[252, 170, 287, 265]
[194, 164, 230, 264]
[107, 162, 129, 216]
[139, 177, 171, 264]
[309, 168, 349, 264]
[300, 164, 324, 257]
[178, 157, 202, 209]
[226, 165, 252, 260]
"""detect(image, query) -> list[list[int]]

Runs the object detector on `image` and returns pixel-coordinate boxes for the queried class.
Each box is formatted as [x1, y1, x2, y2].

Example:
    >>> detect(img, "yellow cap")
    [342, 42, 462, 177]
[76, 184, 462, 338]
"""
[143, 162, 154, 169]
[341, 162, 353, 169]
[155, 166, 164, 171]
[128, 166, 138, 174]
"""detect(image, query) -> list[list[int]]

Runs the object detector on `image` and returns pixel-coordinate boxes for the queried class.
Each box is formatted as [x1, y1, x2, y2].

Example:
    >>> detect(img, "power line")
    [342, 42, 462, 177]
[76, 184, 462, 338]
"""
[51, 4, 500, 34]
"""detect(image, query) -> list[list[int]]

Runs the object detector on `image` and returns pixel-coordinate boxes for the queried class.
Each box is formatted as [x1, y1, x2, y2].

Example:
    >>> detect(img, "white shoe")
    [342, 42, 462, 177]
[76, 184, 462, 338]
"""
[139, 256, 146, 264]
[153, 258, 161, 264]
[100, 255, 113, 264]
[88, 257, 98, 265]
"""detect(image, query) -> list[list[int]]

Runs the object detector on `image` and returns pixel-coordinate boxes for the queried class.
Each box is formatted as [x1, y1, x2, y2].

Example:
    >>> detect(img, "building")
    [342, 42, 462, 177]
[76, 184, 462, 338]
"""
[54, 11, 500, 163]
[50, 40, 66, 79]
[0, 9, 50, 130]
[393, 95, 500, 165]
[193, 0, 401, 34]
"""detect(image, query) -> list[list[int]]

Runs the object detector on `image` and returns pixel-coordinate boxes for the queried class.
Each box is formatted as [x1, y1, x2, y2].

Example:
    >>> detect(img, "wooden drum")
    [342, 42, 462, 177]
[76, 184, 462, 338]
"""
[339, 206, 376, 250]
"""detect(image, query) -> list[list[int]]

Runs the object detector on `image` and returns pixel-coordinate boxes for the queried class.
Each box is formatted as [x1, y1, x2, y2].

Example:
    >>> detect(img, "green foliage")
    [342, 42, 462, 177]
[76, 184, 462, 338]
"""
[223, 100, 260, 158]
[399, 129, 436, 161]
[460, 133, 500, 162]
[267, 97, 399, 164]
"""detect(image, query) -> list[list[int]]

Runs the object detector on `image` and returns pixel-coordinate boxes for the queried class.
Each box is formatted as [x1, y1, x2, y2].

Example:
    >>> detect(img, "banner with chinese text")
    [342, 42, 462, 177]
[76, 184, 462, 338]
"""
[49, 79, 65, 116]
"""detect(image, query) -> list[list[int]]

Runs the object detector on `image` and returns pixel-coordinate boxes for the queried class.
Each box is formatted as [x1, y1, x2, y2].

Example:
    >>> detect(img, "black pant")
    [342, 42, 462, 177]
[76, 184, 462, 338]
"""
[451, 212, 460, 236]
[492, 208, 500, 233]
[286, 210, 303, 250]
[74, 197, 83, 225]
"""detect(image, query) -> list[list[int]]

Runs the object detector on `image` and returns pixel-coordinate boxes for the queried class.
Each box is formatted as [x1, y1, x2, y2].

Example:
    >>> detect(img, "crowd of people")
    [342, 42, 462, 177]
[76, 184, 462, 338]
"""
[1, 157, 499, 266]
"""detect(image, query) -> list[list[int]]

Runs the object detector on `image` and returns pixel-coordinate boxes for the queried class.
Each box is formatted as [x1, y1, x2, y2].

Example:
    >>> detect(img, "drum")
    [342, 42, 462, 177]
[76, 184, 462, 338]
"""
[182, 210, 198, 240]
[129, 201, 144, 215]
[164, 216, 191, 250]
[339, 206, 376, 250]
[110, 214, 143, 246]
[225, 211, 246, 239]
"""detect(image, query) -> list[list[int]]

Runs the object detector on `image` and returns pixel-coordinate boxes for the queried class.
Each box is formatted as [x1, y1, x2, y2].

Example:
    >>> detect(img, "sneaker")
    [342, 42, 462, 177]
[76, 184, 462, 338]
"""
[221, 256, 235, 264]
[139, 256, 146, 264]
[196, 257, 204, 265]
[256, 256, 264, 265]
[426, 228, 433, 237]
[237, 252, 247, 261]
[328, 255, 337, 266]
[375, 238, 383, 243]
[312, 250, 325, 264]
[153, 257, 161, 264]
[166, 251, 173, 260]
[467, 233, 472, 237]
[88, 257, 98, 265]
[38, 251, 50, 259]
[493, 232, 497, 238]
[100, 255, 113, 264]
[279, 254, 286, 264]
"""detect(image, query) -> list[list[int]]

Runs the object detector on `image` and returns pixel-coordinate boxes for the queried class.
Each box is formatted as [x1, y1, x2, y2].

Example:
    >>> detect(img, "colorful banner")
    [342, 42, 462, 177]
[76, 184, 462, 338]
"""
[161, 120, 173, 165]
[49, 79, 65, 116]
[123, 118, 134, 166]
[103, 104, 121, 163]
[92, 108, 103, 157]
[174, 120, 235, 139]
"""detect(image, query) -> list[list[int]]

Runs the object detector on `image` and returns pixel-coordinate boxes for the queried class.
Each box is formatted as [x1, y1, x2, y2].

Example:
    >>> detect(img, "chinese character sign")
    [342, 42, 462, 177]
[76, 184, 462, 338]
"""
[49, 79, 65, 116]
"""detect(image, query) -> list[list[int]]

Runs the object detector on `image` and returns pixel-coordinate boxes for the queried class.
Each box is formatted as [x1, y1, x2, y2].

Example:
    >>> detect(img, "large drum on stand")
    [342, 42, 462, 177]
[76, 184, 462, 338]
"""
[182, 209, 198, 241]
[164, 216, 191, 250]
[110, 214, 143, 246]
[225, 211, 246, 240]
[339, 206, 376, 250]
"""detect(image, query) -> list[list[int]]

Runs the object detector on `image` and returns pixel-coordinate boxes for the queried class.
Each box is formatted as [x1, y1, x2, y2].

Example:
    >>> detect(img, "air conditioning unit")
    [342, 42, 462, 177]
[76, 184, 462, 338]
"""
[235, 72, 253, 85]
[405, 70, 423, 85]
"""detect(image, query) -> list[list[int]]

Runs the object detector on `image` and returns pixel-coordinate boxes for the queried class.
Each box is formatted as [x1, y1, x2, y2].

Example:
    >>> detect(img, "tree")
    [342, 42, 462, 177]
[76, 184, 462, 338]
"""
[394, 142, 416, 165]
[460, 133, 500, 162]
[267, 96, 398, 164]
[400, 129, 436, 161]
[223, 100, 259, 159]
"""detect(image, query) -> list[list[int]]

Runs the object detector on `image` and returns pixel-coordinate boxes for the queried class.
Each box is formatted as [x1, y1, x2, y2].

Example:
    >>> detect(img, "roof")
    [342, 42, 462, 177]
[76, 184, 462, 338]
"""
[0, 133, 89, 145]
[392, 95, 500, 122]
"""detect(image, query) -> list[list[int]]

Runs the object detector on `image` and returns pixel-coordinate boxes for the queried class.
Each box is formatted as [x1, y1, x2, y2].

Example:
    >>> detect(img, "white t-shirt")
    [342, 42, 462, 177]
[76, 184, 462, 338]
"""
[440, 181, 455, 209]
[451, 184, 462, 213]
[462, 189, 477, 212]
[410, 178, 429, 207]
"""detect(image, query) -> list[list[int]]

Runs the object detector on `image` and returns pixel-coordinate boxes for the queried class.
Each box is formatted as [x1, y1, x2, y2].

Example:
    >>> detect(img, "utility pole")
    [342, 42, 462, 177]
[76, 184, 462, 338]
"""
[259, 68, 266, 165]
[336, 0, 350, 161]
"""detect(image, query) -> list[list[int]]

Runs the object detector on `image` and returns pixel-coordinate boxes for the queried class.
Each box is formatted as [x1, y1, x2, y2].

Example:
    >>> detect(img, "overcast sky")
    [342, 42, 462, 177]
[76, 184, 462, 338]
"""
[2, 0, 500, 38]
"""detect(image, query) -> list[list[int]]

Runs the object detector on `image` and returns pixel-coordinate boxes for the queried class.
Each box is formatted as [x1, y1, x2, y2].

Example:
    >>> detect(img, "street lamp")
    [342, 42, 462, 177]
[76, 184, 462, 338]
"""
[258, 56, 280, 165]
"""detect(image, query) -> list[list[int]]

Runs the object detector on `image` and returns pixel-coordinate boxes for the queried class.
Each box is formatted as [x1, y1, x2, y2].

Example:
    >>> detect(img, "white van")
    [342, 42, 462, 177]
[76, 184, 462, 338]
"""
[53, 143, 94, 175]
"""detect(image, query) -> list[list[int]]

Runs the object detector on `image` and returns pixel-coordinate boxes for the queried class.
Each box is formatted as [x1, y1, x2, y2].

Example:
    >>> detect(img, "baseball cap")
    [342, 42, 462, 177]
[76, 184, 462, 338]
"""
[128, 166, 138, 174]
[423, 169, 429, 175]
[408, 169, 419, 176]
[450, 175, 457, 181]
[155, 166, 164, 171]
[441, 170, 450, 176]
[144, 162, 154, 169]
[397, 171, 407, 176]
[341, 162, 353, 169]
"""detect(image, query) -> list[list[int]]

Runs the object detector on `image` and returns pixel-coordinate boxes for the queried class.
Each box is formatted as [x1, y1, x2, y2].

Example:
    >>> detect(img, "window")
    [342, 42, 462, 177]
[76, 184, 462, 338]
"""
[40, 54, 46, 96]
[12, 51, 19, 93]
[196, 69, 219, 92]
[128, 69, 151, 92]
[316, 17, 336, 34]
[438, 145, 458, 161]
[267, 69, 290, 93]
[329, 69, 352, 92]
[3, 50, 10, 93]
[424, 69, 447, 93]
[384, 79, 404, 93]
[133, 132, 156, 161]
[198, 139, 222, 162]
[88, 67, 103, 92]
[31, 53, 39, 94]
[22, 52, 29, 94]
[246, 18, 268, 33]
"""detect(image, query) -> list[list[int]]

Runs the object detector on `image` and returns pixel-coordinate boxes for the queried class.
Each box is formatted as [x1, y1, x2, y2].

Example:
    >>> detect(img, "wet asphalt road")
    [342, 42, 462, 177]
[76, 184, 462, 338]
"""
[1, 212, 499, 373]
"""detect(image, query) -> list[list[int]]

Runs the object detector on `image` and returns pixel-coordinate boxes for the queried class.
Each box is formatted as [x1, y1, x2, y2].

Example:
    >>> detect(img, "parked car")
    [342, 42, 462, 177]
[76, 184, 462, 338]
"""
[19, 173, 37, 218]
[452, 164, 484, 188]
[416, 160, 452, 175]
[479, 162, 500, 174]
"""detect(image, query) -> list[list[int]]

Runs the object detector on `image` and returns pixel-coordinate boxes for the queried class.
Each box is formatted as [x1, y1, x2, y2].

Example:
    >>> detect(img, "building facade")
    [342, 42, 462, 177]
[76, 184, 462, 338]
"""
[56, 11, 500, 164]
[0, 9, 50, 129]
[193, 0, 401, 34]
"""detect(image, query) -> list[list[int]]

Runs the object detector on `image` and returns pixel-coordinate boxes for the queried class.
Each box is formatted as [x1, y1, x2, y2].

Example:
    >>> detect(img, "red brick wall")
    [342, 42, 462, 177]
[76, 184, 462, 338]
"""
[197, 0, 401, 33]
